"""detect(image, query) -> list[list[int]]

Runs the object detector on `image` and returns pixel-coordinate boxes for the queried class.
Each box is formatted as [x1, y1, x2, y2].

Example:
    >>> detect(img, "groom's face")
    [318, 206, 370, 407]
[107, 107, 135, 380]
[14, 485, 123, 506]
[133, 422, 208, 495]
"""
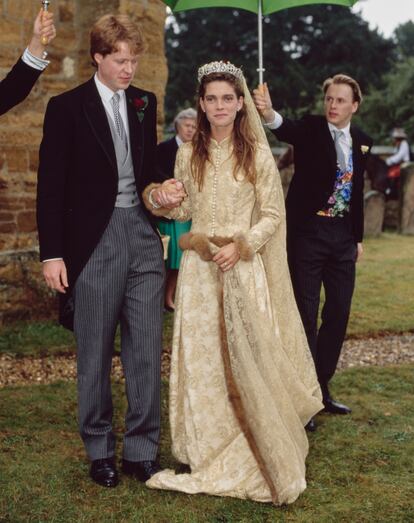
[94, 41, 138, 92]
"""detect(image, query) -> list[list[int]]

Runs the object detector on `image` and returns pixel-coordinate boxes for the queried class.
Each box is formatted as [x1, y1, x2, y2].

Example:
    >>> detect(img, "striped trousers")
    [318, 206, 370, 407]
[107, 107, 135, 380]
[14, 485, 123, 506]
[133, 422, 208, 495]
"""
[73, 206, 165, 461]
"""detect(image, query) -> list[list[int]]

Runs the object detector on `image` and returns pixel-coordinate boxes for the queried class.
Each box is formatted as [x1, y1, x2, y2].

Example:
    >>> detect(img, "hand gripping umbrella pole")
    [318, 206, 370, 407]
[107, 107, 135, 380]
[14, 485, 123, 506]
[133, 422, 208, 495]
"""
[41, 0, 50, 46]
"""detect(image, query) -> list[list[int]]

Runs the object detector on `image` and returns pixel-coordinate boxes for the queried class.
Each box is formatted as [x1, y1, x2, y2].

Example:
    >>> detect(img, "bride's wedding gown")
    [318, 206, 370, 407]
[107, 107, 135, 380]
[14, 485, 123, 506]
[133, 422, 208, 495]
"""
[144, 137, 323, 505]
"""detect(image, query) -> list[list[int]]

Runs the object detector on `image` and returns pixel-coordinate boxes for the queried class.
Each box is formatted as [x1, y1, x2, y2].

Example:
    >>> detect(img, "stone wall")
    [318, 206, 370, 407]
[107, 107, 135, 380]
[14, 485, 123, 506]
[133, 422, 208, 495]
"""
[0, 0, 167, 323]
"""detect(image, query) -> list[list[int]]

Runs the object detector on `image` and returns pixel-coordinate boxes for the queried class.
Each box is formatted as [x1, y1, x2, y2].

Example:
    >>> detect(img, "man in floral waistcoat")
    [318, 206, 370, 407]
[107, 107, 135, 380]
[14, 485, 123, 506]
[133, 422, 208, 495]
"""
[254, 74, 372, 431]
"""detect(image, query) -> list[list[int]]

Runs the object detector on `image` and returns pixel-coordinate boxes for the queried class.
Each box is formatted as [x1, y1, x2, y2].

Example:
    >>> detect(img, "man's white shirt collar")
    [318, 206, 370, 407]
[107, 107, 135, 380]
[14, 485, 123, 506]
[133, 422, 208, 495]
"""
[94, 73, 129, 137]
[94, 73, 125, 103]
[328, 122, 351, 141]
[175, 135, 183, 147]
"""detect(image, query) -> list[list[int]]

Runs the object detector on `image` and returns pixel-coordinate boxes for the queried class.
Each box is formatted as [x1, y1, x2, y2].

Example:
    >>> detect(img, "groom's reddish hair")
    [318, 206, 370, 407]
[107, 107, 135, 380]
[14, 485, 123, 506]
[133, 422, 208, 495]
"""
[90, 14, 146, 66]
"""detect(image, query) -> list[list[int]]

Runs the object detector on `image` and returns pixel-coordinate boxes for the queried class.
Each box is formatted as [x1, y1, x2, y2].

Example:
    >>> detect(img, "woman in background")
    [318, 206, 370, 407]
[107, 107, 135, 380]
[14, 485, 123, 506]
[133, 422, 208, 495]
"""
[157, 108, 197, 310]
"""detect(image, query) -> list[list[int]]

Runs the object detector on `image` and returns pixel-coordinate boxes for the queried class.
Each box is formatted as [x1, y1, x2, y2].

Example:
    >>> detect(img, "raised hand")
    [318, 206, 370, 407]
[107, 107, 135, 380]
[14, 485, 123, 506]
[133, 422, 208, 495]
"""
[28, 9, 56, 59]
[252, 82, 275, 124]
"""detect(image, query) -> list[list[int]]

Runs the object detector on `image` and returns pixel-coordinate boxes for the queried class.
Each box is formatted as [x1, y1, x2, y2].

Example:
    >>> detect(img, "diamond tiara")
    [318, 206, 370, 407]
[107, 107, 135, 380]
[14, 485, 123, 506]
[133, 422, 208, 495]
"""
[197, 61, 244, 83]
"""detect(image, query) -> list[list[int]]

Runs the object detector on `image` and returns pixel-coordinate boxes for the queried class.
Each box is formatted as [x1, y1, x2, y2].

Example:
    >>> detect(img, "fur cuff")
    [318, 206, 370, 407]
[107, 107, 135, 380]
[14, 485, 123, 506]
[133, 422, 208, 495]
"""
[179, 232, 255, 261]
[179, 233, 214, 261]
[142, 183, 171, 217]
[233, 233, 254, 261]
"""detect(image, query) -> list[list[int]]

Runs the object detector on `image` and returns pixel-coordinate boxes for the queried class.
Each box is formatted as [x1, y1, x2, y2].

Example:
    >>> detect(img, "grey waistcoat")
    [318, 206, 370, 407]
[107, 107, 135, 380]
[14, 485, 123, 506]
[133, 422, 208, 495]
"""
[106, 109, 139, 208]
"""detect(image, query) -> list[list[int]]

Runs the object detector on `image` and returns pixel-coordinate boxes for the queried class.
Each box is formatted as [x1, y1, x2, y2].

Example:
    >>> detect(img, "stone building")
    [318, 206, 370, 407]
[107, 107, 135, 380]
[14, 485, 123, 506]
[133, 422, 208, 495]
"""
[0, 0, 167, 324]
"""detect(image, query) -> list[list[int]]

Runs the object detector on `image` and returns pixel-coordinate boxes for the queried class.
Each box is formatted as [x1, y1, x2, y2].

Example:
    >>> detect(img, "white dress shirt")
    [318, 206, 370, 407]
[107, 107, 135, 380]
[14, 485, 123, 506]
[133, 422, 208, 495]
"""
[22, 47, 49, 70]
[94, 73, 130, 140]
[327, 121, 352, 166]
[386, 140, 410, 166]
[265, 110, 352, 165]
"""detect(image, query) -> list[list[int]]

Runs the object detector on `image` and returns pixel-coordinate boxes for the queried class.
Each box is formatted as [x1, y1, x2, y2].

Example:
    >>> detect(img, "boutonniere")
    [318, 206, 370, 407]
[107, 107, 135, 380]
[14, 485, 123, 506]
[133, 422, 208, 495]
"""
[130, 95, 148, 123]
[361, 145, 369, 154]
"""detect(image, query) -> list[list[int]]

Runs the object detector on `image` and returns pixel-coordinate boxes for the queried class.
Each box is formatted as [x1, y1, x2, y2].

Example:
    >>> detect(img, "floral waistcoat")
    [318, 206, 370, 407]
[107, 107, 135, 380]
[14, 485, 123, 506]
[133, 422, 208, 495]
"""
[317, 151, 354, 218]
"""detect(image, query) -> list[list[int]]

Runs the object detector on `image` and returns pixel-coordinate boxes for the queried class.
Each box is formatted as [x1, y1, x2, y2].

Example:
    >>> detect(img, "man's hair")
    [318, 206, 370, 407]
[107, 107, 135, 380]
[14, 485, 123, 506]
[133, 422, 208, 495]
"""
[174, 108, 197, 132]
[322, 74, 363, 104]
[90, 14, 146, 66]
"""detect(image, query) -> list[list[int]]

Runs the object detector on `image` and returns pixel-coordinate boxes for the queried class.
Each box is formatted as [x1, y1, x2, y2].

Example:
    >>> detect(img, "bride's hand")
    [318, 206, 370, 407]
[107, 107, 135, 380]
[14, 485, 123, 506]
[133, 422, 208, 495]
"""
[154, 179, 186, 208]
[213, 243, 240, 272]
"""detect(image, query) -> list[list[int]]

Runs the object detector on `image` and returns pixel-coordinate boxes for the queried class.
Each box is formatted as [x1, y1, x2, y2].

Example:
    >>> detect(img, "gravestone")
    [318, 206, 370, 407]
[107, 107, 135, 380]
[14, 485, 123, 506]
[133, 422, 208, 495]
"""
[399, 163, 414, 235]
[364, 190, 385, 237]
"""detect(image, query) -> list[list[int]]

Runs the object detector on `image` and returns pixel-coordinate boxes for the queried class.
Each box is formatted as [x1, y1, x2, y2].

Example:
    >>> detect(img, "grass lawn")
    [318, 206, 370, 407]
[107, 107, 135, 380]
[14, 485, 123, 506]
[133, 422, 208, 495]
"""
[1, 365, 414, 522]
[0, 233, 413, 358]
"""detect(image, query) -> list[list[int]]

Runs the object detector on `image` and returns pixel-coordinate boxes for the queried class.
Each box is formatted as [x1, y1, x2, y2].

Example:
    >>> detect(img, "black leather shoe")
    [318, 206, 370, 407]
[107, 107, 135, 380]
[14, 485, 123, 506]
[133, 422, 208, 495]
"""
[323, 397, 352, 415]
[90, 458, 118, 488]
[305, 418, 317, 432]
[122, 459, 161, 482]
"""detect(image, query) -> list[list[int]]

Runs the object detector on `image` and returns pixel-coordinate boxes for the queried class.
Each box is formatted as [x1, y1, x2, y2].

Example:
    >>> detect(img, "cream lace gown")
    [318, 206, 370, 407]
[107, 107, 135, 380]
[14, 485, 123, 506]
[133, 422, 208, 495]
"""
[145, 137, 323, 505]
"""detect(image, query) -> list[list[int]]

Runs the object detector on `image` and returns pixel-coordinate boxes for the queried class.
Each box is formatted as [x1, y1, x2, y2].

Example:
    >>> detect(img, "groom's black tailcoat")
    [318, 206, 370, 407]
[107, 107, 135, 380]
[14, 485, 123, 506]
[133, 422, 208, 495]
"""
[272, 115, 372, 389]
[37, 77, 159, 328]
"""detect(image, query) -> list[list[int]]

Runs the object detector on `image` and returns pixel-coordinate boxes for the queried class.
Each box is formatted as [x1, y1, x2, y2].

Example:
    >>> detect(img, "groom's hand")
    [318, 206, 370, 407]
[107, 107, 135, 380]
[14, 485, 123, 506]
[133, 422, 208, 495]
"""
[154, 179, 186, 209]
[253, 83, 275, 124]
[43, 260, 68, 293]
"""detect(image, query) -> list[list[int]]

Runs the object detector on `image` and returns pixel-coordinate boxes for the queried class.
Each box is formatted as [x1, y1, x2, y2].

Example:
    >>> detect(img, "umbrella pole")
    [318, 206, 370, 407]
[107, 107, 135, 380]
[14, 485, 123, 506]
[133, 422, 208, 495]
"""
[257, 0, 264, 85]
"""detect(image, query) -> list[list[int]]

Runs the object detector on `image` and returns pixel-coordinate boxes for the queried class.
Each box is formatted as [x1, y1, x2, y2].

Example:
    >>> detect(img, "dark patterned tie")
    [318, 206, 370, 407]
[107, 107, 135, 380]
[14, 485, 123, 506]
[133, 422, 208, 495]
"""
[333, 129, 347, 172]
[111, 93, 128, 151]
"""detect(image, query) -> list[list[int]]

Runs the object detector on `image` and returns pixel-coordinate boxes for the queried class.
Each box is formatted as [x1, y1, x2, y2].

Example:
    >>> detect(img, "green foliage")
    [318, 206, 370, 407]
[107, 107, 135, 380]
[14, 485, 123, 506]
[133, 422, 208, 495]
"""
[358, 58, 414, 143]
[1, 366, 414, 521]
[394, 20, 414, 59]
[164, 5, 396, 123]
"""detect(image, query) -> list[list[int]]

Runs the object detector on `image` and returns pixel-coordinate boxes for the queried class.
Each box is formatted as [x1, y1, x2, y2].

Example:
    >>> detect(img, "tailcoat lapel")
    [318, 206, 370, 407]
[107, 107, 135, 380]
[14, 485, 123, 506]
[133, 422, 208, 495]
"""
[322, 119, 337, 174]
[350, 126, 363, 175]
[83, 78, 117, 172]
[126, 87, 144, 179]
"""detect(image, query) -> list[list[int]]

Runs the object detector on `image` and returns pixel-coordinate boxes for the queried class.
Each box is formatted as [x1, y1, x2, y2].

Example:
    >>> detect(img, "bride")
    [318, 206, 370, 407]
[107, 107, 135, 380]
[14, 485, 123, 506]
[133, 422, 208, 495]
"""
[143, 61, 323, 505]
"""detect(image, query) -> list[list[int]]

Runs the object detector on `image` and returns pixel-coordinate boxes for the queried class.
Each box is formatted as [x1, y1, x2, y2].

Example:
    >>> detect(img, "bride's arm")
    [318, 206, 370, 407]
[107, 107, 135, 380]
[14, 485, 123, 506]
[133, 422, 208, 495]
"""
[143, 146, 192, 221]
[235, 149, 283, 259]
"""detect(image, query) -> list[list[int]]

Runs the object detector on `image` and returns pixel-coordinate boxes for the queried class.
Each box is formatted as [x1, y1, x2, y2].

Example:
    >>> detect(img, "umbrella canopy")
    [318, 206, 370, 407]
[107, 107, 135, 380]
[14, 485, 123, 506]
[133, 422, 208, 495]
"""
[164, 0, 358, 15]
[163, 0, 359, 82]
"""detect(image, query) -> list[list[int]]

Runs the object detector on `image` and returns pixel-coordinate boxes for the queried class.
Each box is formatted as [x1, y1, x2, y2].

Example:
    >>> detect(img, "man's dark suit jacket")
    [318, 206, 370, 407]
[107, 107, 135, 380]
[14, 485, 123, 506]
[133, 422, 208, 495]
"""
[272, 115, 373, 243]
[157, 136, 178, 182]
[37, 77, 159, 328]
[0, 58, 42, 116]
[155, 136, 179, 222]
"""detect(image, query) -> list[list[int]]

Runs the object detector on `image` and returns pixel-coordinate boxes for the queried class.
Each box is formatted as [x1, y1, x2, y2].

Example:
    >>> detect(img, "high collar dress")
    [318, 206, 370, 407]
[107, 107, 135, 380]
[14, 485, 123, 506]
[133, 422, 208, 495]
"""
[144, 137, 323, 505]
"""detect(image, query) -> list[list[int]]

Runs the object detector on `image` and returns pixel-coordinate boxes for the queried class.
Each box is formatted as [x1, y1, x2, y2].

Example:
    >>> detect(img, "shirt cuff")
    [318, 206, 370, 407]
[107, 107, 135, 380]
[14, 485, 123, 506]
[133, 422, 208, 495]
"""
[43, 258, 63, 262]
[148, 188, 162, 209]
[22, 47, 49, 71]
[263, 111, 283, 130]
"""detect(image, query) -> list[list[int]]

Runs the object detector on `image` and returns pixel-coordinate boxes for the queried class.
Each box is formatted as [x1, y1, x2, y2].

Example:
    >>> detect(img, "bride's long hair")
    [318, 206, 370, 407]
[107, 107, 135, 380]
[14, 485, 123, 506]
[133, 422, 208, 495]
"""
[191, 72, 257, 191]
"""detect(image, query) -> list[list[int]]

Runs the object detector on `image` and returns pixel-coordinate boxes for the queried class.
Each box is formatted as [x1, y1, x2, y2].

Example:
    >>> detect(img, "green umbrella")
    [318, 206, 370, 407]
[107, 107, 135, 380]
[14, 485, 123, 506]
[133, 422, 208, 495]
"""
[163, 0, 359, 83]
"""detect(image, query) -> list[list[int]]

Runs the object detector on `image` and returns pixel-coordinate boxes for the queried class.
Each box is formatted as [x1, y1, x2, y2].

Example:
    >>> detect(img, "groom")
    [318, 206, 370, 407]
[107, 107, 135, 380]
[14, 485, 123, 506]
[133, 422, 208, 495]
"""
[37, 14, 170, 487]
